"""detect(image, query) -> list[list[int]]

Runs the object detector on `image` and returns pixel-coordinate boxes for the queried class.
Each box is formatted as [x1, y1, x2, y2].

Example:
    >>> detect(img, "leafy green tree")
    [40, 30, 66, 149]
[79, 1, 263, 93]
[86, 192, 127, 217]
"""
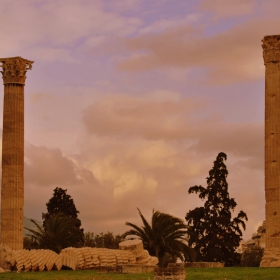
[84, 232, 95, 247]
[98, 232, 123, 249]
[25, 213, 84, 253]
[83, 231, 123, 249]
[241, 246, 264, 267]
[123, 208, 193, 267]
[185, 152, 248, 266]
[42, 187, 84, 246]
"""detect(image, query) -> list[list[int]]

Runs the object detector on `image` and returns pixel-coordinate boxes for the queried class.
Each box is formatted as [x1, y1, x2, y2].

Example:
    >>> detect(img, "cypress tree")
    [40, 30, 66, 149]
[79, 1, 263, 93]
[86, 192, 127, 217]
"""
[185, 152, 248, 266]
[42, 187, 84, 247]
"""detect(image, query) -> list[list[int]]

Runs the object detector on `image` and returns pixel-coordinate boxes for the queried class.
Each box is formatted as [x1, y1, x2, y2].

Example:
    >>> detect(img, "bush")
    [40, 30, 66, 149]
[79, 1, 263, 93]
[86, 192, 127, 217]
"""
[241, 246, 264, 267]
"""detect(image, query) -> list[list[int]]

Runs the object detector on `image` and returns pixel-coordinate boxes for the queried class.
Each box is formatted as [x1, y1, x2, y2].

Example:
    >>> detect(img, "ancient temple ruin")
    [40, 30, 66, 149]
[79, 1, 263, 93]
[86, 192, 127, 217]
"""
[261, 35, 280, 267]
[0, 239, 158, 272]
[0, 57, 33, 250]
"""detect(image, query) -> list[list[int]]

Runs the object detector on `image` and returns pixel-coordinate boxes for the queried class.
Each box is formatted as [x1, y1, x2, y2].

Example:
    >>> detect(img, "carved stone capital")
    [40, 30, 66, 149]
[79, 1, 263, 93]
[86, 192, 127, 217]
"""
[0, 56, 33, 85]
[262, 35, 280, 64]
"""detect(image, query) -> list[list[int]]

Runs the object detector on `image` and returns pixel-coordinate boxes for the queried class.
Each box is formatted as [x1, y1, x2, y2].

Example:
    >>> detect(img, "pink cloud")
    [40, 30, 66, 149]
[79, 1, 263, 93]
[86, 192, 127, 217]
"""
[199, 0, 255, 18]
[25, 144, 97, 186]
[82, 93, 263, 166]
[82, 93, 203, 140]
[116, 15, 280, 84]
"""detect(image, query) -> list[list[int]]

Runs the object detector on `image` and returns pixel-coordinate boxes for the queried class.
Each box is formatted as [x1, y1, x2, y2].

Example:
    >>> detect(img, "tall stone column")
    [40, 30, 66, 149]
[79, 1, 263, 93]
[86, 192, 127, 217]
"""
[261, 35, 280, 267]
[0, 57, 33, 250]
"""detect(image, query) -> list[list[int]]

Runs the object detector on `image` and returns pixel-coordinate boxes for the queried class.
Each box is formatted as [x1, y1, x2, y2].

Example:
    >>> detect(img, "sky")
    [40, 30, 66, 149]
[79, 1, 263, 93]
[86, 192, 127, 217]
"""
[0, 0, 277, 241]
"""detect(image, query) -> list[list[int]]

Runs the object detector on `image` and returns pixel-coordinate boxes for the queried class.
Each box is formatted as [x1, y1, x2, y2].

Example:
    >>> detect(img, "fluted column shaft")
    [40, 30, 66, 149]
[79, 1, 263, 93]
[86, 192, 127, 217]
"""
[1, 84, 24, 250]
[261, 35, 280, 266]
[0, 57, 33, 250]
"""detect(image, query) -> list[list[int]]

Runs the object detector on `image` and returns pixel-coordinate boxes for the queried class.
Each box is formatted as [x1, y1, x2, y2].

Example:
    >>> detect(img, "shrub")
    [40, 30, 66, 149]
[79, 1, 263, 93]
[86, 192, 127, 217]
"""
[241, 246, 264, 267]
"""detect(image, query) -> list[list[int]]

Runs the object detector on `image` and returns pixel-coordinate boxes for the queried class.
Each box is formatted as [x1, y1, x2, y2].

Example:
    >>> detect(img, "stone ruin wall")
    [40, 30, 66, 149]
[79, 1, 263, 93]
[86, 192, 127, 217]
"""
[0, 239, 158, 272]
[154, 264, 185, 280]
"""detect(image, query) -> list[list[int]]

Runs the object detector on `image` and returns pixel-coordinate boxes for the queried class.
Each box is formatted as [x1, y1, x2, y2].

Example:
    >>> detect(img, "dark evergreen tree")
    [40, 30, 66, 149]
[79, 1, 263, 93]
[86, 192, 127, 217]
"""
[42, 187, 84, 247]
[185, 152, 248, 266]
[43, 187, 79, 221]
[26, 213, 85, 253]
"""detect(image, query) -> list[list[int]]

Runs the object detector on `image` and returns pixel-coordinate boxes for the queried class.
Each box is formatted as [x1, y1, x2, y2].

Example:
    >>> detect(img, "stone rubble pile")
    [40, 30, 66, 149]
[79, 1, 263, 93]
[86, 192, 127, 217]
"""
[0, 239, 158, 272]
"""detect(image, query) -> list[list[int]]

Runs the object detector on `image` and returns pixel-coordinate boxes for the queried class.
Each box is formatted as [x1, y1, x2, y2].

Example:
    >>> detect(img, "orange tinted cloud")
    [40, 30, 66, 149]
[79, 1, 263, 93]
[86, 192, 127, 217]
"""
[82, 93, 203, 140]
[82, 93, 263, 165]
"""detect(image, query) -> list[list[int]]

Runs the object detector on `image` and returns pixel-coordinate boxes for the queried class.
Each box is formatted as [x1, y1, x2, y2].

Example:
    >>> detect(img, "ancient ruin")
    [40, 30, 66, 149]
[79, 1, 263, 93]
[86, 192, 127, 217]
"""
[154, 263, 185, 280]
[241, 221, 266, 251]
[261, 35, 280, 267]
[0, 57, 33, 250]
[0, 239, 158, 272]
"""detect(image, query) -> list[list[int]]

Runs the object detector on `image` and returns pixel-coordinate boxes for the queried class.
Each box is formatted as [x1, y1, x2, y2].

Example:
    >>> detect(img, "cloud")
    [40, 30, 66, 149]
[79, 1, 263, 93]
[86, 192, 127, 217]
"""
[82, 92, 263, 166]
[75, 133, 263, 237]
[28, 47, 80, 63]
[192, 122, 264, 166]
[103, 0, 140, 12]
[138, 14, 201, 35]
[0, 0, 265, 240]
[0, 0, 142, 60]
[75, 90, 264, 238]
[116, 13, 280, 84]
[25, 144, 97, 187]
[82, 92, 204, 140]
[199, 0, 255, 18]
[21, 87, 264, 239]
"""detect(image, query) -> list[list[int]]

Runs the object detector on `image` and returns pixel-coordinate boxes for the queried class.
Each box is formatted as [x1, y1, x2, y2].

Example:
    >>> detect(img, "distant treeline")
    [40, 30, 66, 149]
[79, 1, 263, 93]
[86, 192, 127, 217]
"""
[83, 231, 124, 249]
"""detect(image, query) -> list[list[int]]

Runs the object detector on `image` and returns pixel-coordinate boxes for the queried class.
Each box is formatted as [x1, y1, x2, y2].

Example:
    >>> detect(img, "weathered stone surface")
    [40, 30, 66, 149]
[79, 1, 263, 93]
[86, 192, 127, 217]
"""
[262, 35, 280, 266]
[0, 57, 33, 251]
[119, 239, 144, 258]
[0, 267, 7, 273]
[0, 57, 33, 85]
[260, 248, 280, 267]
[0, 243, 14, 270]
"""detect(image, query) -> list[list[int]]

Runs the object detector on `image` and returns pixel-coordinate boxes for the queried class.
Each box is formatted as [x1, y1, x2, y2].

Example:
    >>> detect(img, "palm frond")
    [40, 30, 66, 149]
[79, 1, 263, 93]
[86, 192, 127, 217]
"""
[124, 208, 190, 267]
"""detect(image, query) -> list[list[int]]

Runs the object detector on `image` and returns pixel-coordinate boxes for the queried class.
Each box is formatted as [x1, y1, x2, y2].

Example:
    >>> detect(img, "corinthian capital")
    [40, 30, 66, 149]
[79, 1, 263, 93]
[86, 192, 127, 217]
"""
[0, 56, 34, 85]
[262, 35, 280, 64]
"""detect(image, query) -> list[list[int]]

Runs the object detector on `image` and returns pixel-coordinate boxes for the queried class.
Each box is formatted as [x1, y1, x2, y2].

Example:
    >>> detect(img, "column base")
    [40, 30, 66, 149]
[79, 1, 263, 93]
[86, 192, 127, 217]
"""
[260, 249, 280, 267]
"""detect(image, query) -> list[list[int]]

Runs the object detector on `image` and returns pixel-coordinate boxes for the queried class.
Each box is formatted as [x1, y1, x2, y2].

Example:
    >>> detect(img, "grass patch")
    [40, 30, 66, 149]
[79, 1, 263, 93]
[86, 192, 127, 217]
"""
[0, 267, 279, 280]
[185, 267, 280, 280]
[0, 270, 152, 280]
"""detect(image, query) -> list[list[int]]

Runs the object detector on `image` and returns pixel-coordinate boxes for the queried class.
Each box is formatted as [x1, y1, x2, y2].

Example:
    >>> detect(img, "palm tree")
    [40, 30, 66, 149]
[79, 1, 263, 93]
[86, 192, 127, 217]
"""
[25, 212, 84, 253]
[123, 208, 193, 267]
[24, 219, 45, 249]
